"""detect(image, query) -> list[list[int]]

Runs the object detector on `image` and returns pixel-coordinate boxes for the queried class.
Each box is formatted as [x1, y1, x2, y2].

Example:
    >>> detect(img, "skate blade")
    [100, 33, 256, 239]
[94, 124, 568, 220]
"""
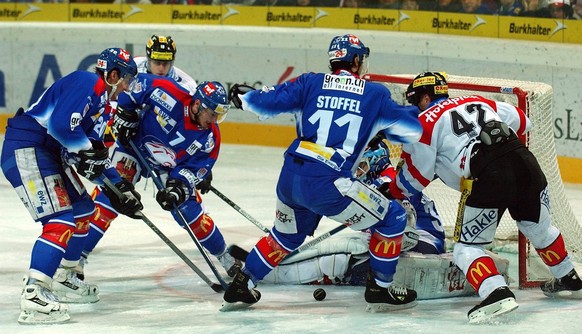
[468, 297, 519, 324]
[18, 310, 70, 325]
[365, 300, 418, 313]
[543, 289, 582, 300]
[54, 291, 100, 304]
[219, 301, 254, 312]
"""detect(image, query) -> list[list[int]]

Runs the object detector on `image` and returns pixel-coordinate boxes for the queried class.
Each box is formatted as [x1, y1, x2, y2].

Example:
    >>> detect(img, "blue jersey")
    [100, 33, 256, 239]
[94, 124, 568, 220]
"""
[117, 73, 219, 191]
[25, 71, 110, 154]
[241, 71, 422, 176]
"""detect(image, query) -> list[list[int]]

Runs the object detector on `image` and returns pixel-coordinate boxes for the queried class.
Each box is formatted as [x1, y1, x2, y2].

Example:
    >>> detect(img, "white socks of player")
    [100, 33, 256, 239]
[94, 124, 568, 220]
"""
[217, 249, 242, 278]
[53, 267, 100, 304]
[19, 279, 70, 324]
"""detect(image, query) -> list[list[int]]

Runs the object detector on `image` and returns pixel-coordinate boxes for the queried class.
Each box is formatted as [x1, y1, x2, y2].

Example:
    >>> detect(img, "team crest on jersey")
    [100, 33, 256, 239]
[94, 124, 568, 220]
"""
[322, 74, 365, 95]
[153, 106, 177, 134]
[145, 141, 177, 168]
[203, 133, 216, 153]
[132, 81, 143, 94]
[196, 168, 208, 179]
[151, 88, 177, 111]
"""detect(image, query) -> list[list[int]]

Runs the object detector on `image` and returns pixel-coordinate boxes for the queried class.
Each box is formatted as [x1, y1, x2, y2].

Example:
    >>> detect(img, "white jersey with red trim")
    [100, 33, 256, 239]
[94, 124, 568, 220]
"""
[134, 56, 197, 94]
[395, 95, 532, 197]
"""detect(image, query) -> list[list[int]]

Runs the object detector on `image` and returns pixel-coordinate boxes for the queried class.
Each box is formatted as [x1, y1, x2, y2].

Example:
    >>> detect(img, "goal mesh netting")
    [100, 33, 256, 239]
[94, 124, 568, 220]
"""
[364, 73, 582, 288]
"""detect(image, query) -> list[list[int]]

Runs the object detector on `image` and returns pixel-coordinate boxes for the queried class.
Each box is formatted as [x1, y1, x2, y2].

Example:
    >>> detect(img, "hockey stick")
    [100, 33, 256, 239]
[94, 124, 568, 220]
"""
[128, 140, 229, 290]
[228, 224, 349, 264]
[209, 186, 270, 233]
[100, 178, 223, 292]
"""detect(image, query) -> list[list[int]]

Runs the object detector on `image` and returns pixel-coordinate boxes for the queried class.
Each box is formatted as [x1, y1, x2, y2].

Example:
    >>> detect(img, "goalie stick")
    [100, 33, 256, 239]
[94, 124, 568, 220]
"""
[100, 177, 223, 292]
[128, 140, 229, 290]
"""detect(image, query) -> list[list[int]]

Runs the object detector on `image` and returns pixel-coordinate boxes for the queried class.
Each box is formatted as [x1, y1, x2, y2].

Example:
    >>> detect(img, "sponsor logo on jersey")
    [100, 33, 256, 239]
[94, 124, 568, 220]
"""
[322, 74, 365, 95]
[276, 210, 293, 224]
[70, 112, 82, 131]
[151, 88, 177, 111]
[196, 168, 208, 179]
[153, 106, 176, 134]
[178, 168, 198, 189]
[186, 140, 202, 156]
[539, 250, 561, 264]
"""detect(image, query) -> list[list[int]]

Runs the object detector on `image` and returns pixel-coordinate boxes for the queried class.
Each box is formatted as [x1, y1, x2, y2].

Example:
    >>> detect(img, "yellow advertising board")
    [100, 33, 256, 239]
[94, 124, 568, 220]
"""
[394, 10, 435, 33]
[14, 3, 68, 22]
[263, 6, 315, 28]
[121, 4, 172, 24]
[69, 4, 124, 23]
[563, 19, 582, 44]
[312, 7, 358, 29]
[221, 5, 269, 27]
[432, 12, 497, 38]
[0, 3, 17, 22]
[498, 16, 565, 43]
[170, 5, 221, 25]
[353, 8, 400, 31]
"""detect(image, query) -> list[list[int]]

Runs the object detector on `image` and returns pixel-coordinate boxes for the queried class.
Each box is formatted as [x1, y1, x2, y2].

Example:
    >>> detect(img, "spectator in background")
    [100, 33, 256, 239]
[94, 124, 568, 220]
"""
[422, 0, 462, 12]
[401, 0, 420, 9]
[459, 0, 494, 13]
[520, 0, 548, 16]
[497, 0, 524, 15]
[547, 0, 576, 18]
[364, 0, 400, 8]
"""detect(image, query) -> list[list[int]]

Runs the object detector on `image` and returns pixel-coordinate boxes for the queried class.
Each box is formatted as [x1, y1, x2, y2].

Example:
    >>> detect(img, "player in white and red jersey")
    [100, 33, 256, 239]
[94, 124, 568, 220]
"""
[389, 72, 582, 323]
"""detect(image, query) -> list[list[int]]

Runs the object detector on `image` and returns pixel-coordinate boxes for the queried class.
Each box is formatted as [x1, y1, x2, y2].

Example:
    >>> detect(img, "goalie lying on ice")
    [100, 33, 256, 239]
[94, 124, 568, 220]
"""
[255, 233, 509, 300]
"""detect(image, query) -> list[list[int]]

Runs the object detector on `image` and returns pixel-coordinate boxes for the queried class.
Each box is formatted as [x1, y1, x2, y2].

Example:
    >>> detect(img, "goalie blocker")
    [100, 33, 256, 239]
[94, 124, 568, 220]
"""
[229, 233, 509, 300]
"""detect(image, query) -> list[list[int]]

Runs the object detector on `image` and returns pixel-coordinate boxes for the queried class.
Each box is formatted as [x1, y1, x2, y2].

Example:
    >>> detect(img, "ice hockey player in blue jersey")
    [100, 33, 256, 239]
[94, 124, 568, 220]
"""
[0, 48, 144, 324]
[82, 76, 242, 279]
[221, 34, 423, 312]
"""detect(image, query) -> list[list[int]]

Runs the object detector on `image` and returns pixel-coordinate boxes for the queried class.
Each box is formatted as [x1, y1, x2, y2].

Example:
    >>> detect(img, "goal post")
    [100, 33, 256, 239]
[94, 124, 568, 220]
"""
[363, 73, 582, 289]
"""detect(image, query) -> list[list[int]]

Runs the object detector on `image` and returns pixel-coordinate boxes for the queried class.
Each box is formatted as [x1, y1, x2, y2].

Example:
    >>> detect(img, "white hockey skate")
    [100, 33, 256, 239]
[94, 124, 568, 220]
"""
[53, 267, 99, 304]
[18, 281, 70, 325]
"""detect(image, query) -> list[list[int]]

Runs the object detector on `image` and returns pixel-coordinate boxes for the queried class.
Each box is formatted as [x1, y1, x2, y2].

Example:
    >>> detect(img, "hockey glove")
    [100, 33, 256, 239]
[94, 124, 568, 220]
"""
[195, 171, 213, 195]
[156, 179, 190, 211]
[228, 84, 255, 109]
[102, 179, 143, 219]
[111, 106, 140, 146]
[77, 140, 110, 181]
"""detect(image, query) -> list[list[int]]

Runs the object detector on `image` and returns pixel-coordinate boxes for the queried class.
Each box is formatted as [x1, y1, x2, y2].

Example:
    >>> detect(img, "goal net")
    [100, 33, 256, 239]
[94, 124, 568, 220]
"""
[364, 73, 582, 288]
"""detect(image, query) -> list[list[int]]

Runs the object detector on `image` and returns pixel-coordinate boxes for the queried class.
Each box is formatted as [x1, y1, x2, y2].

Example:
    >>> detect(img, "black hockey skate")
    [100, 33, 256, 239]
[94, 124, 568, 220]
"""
[467, 286, 519, 324]
[541, 269, 582, 299]
[364, 272, 417, 312]
[220, 270, 261, 312]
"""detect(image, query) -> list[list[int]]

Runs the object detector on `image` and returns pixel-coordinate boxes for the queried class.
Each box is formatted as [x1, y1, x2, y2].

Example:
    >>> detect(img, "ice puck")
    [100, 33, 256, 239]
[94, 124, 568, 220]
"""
[313, 288, 326, 301]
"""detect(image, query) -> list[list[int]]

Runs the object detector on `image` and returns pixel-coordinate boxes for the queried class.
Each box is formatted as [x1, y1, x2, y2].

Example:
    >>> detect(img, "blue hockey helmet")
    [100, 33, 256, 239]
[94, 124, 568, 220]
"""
[193, 81, 230, 123]
[328, 34, 370, 64]
[96, 47, 138, 82]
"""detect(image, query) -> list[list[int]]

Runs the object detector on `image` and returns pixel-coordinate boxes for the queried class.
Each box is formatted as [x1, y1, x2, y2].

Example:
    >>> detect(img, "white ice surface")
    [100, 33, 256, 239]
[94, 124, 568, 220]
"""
[1, 139, 581, 334]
